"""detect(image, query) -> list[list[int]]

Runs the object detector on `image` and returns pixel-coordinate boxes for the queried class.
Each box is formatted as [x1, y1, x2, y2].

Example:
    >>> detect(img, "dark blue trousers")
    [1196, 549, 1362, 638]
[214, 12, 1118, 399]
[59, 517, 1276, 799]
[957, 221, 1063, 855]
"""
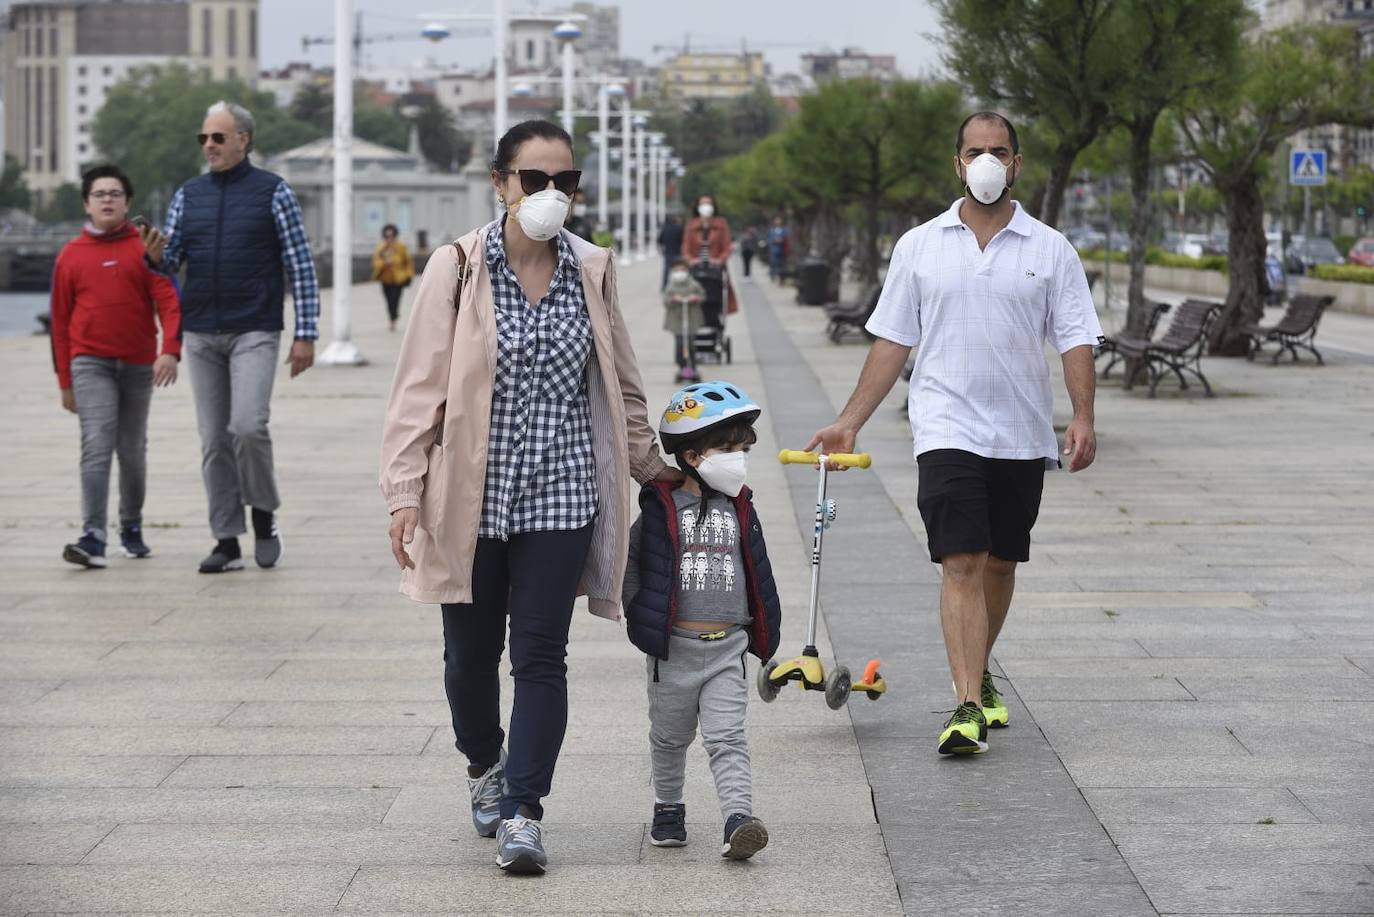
[441, 524, 594, 821]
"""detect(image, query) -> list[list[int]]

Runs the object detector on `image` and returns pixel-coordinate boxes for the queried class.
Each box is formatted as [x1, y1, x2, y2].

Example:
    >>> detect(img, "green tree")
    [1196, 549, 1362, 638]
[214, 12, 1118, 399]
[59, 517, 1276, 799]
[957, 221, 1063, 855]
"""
[38, 183, 85, 222]
[0, 155, 31, 211]
[935, 0, 1129, 229]
[1177, 23, 1374, 354]
[411, 96, 470, 172]
[1108, 0, 1245, 347]
[92, 64, 322, 213]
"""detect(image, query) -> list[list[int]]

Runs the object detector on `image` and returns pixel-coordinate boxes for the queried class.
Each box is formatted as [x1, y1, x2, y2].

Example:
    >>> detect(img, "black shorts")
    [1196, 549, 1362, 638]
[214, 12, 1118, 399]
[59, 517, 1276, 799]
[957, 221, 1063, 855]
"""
[916, 449, 1046, 563]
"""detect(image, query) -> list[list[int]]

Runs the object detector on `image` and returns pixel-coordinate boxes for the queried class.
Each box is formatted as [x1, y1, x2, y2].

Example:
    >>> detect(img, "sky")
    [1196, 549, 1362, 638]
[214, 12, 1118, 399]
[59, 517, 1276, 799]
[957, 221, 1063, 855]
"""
[260, 0, 946, 81]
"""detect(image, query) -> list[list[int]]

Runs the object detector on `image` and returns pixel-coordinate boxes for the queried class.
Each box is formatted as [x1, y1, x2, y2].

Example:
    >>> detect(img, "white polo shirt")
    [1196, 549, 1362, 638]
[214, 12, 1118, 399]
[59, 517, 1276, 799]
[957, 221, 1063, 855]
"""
[865, 198, 1103, 464]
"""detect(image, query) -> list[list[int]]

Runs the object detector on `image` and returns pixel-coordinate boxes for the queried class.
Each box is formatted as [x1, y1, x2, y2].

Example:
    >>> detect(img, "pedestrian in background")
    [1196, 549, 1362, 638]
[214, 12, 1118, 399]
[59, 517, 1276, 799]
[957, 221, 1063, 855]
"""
[51, 164, 181, 568]
[140, 100, 320, 574]
[767, 216, 789, 284]
[372, 224, 414, 332]
[381, 119, 682, 877]
[739, 225, 759, 278]
[681, 195, 736, 327]
[658, 212, 685, 289]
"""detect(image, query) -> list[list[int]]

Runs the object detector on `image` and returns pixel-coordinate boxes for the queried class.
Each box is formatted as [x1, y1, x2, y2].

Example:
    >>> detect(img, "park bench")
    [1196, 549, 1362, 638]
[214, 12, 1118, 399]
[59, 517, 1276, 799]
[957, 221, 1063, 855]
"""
[1096, 299, 1171, 380]
[1241, 293, 1334, 365]
[1113, 298, 1223, 398]
[824, 283, 883, 344]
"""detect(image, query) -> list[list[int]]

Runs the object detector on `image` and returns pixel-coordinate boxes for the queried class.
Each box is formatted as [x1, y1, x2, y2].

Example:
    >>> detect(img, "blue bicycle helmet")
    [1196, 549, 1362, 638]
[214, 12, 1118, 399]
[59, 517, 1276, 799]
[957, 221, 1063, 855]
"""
[658, 381, 761, 453]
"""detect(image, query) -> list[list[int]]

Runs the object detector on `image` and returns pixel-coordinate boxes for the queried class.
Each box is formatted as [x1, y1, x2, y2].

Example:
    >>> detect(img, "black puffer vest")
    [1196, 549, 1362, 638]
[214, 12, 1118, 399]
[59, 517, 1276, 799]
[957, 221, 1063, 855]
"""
[625, 481, 783, 662]
[177, 157, 288, 334]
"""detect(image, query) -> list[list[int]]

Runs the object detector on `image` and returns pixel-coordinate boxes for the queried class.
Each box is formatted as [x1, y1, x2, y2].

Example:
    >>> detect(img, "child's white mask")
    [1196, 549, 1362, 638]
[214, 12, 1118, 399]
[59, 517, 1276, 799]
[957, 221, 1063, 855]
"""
[696, 451, 748, 497]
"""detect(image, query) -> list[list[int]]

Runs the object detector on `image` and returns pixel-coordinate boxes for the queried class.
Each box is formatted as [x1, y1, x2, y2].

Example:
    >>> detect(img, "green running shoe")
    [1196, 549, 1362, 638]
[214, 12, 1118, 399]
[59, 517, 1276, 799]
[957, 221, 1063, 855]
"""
[937, 701, 988, 755]
[982, 670, 1009, 728]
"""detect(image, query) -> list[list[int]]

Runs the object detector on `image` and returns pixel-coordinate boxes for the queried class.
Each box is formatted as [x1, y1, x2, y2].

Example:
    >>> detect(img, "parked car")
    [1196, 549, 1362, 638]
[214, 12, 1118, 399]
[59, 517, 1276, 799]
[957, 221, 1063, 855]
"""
[1161, 232, 1210, 259]
[1065, 227, 1106, 252]
[1347, 237, 1374, 267]
[1284, 236, 1345, 274]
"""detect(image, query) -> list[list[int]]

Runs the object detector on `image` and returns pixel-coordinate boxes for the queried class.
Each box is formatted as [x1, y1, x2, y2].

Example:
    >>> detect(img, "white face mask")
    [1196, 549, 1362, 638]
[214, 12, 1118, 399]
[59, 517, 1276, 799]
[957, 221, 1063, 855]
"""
[695, 450, 748, 497]
[513, 189, 571, 241]
[572, 202, 588, 218]
[669, 270, 689, 284]
[963, 153, 1009, 205]
[698, 203, 715, 219]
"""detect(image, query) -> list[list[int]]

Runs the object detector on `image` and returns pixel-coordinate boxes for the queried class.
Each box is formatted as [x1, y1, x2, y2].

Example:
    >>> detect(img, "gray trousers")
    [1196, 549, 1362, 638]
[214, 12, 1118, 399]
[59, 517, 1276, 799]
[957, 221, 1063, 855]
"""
[183, 331, 281, 540]
[70, 356, 154, 539]
[646, 628, 753, 819]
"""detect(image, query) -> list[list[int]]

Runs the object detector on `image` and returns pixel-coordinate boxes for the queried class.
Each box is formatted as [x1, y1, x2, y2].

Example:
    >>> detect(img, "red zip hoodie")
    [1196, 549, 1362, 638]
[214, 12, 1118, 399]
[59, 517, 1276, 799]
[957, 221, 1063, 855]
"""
[49, 222, 181, 390]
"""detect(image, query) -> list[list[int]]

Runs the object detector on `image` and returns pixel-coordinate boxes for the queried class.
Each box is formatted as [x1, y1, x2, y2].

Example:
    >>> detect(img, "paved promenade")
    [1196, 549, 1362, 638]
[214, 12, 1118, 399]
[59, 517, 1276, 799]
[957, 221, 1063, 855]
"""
[1, 254, 1372, 915]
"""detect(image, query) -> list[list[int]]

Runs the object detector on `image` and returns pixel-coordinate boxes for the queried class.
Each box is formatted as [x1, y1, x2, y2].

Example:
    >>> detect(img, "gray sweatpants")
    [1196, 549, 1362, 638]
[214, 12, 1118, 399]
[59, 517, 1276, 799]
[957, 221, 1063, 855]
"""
[183, 331, 281, 540]
[646, 628, 753, 819]
[70, 355, 154, 539]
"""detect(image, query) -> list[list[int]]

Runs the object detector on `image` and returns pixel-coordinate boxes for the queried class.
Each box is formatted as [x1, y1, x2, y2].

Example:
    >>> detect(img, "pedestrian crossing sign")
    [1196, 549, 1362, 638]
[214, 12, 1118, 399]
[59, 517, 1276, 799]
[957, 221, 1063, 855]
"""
[1290, 149, 1326, 186]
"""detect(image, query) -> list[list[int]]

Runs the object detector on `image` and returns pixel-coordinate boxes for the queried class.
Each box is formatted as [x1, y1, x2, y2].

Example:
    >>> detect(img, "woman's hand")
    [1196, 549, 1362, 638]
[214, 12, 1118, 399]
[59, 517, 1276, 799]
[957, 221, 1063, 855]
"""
[389, 507, 419, 569]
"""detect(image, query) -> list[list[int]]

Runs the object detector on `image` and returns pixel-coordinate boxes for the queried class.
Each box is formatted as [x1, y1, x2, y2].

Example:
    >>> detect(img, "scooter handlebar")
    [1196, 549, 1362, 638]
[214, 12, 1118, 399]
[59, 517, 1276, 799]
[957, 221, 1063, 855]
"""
[777, 449, 872, 469]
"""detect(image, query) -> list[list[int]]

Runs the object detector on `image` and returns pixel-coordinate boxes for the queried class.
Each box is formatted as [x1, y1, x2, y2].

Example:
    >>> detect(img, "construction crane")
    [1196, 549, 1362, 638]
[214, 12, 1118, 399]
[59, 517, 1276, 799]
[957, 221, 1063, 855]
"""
[651, 36, 815, 57]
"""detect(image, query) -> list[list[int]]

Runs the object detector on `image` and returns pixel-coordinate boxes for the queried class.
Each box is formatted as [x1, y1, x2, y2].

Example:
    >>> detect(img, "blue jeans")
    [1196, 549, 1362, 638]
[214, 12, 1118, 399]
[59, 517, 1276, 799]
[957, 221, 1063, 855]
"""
[441, 524, 595, 821]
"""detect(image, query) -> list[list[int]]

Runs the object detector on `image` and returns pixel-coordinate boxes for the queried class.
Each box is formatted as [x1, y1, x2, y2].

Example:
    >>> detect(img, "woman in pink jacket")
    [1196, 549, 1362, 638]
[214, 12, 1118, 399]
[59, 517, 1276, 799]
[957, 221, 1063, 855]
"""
[380, 120, 681, 876]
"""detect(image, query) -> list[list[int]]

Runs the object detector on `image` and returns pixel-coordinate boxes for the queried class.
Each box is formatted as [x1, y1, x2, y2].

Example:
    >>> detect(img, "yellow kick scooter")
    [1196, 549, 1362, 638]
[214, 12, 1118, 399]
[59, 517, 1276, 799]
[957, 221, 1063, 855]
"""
[757, 449, 889, 709]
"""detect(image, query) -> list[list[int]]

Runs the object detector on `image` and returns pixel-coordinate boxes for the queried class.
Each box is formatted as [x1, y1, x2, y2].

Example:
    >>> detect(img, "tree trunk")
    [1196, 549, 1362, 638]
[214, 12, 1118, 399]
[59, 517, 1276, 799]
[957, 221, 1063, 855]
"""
[1208, 176, 1267, 356]
[1039, 142, 1080, 230]
[1121, 120, 1156, 387]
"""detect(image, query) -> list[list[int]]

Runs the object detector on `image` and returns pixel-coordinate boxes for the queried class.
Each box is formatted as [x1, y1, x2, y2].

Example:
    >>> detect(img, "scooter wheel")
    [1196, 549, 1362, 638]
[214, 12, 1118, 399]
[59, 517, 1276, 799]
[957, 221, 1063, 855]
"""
[824, 665, 851, 710]
[757, 659, 781, 703]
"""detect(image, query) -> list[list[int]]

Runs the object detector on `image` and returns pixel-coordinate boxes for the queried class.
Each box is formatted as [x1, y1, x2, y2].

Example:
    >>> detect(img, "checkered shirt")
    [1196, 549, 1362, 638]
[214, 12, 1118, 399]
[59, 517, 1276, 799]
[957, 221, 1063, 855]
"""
[479, 221, 598, 539]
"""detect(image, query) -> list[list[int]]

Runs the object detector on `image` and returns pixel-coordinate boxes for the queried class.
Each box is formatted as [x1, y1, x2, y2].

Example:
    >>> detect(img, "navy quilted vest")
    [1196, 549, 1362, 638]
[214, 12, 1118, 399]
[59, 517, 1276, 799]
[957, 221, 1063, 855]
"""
[177, 157, 287, 334]
[625, 481, 783, 663]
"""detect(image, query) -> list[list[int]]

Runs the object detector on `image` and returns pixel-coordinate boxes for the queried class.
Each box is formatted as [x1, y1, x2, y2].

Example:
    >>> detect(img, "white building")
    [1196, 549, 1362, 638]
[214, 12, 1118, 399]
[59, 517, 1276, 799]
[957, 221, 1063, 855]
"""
[264, 136, 488, 256]
[2, 0, 259, 203]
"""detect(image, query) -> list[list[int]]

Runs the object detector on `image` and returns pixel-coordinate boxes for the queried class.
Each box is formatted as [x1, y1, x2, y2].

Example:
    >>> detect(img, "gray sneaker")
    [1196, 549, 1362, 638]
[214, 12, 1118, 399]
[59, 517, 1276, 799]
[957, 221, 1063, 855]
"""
[251, 508, 283, 568]
[467, 750, 506, 838]
[495, 815, 547, 874]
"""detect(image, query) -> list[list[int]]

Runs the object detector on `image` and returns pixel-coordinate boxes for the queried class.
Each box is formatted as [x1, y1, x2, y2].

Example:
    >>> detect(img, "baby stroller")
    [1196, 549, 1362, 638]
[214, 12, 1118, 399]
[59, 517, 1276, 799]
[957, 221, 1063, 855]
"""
[689, 262, 734, 366]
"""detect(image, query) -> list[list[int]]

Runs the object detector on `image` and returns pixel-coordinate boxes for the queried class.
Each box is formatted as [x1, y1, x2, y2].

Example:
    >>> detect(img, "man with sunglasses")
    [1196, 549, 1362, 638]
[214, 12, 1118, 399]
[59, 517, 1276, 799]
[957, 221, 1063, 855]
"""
[140, 100, 320, 574]
[808, 112, 1103, 758]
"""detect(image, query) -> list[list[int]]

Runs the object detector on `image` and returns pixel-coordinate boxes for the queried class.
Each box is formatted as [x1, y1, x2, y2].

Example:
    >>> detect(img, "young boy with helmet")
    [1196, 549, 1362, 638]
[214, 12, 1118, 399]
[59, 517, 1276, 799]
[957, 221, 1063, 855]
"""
[622, 381, 783, 859]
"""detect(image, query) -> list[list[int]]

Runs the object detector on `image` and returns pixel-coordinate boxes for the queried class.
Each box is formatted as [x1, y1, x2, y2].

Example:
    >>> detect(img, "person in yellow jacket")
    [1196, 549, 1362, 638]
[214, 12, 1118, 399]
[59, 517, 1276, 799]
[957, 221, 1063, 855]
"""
[372, 224, 415, 331]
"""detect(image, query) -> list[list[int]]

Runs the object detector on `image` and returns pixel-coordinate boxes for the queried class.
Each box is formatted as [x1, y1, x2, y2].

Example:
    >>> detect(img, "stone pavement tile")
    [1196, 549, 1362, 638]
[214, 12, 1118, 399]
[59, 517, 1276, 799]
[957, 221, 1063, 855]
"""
[222, 700, 455, 727]
[1289, 785, 1374, 829]
[1139, 637, 1374, 658]
[881, 822, 1139, 885]
[0, 824, 113, 865]
[0, 787, 398, 824]
[1178, 674, 1374, 702]
[336, 862, 903, 914]
[990, 638, 1153, 658]
[1004, 657, 1359, 679]
[384, 781, 878, 827]
[637, 824, 886, 867]
[1061, 754, 1374, 788]
[1130, 863, 1374, 915]
[0, 864, 357, 913]
[1001, 673, 1195, 701]
[1008, 591, 1260, 609]
[1035, 723, 1247, 758]
[0, 697, 241, 726]
[898, 881, 1156, 917]
[1108, 823, 1374, 866]
[1083, 787, 1318, 826]
[0, 725, 434, 756]
[0, 680, 60, 704]
[420, 722, 858, 758]
[82, 822, 645, 867]
[0, 657, 287, 680]
[1031, 699, 1374, 731]
[0, 755, 185, 788]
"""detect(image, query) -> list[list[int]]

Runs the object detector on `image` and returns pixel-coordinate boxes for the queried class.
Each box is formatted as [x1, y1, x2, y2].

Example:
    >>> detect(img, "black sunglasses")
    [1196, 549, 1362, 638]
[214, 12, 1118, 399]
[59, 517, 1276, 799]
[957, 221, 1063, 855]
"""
[498, 168, 582, 196]
[197, 132, 230, 146]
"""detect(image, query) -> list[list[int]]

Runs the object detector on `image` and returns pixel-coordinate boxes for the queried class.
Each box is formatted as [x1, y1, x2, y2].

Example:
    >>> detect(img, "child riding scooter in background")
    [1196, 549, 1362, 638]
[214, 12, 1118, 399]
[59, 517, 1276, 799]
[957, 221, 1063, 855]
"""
[663, 259, 706, 383]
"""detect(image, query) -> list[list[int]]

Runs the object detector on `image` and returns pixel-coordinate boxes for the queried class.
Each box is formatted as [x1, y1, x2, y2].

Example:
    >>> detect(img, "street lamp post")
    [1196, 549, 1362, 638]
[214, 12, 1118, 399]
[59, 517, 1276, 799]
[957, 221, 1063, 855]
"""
[320, 0, 366, 366]
[620, 100, 633, 260]
[553, 21, 581, 135]
[596, 83, 624, 231]
[634, 115, 648, 260]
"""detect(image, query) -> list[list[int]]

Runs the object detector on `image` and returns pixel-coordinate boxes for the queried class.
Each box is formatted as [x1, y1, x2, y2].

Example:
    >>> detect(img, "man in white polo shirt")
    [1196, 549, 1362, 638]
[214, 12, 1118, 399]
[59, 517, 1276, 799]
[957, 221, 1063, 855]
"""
[808, 112, 1102, 757]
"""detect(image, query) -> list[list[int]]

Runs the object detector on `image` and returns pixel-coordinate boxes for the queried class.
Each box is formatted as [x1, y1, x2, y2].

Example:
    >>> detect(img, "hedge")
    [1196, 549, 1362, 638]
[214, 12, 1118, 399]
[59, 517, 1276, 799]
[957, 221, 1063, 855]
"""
[1080, 247, 1227, 272]
[1310, 263, 1374, 284]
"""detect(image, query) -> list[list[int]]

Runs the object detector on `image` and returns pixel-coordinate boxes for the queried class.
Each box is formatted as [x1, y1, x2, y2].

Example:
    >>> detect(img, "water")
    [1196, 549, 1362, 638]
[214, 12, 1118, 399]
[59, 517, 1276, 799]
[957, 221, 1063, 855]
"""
[0, 291, 50, 338]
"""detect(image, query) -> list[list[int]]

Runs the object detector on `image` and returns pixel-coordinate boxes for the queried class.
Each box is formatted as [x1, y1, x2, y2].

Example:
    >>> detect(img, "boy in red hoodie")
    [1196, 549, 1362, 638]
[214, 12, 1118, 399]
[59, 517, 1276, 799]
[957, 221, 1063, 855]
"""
[51, 164, 181, 567]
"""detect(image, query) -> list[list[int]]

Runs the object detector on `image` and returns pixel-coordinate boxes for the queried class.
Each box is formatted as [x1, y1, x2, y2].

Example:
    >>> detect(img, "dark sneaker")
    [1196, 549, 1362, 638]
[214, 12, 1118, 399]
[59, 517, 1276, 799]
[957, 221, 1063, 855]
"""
[982, 670, 1009, 728]
[198, 538, 244, 574]
[467, 750, 506, 838]
[62, 532, 107, 569]
[495, 815, 547, 874]
[251, 508, 283, 568]
[937, 701, 989, 756]
[650, 803, 688, 847]
[721, 813, 768, 860]
[119, 526, 152, 559]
